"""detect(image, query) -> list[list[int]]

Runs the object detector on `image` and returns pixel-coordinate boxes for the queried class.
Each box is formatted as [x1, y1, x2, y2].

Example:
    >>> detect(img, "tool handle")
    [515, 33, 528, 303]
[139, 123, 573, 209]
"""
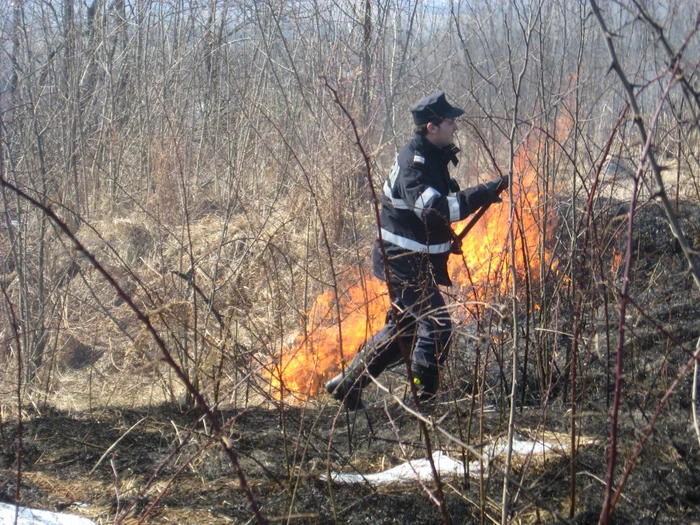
[450, 204, 490, 254]
[456, 204, 490, 241]
[451, 175, 509, 252]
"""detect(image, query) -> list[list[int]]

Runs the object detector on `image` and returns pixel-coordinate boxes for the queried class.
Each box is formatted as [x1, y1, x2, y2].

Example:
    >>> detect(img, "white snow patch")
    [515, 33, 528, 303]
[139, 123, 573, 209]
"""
[323, 436, 562, 486]
[323, 450, 471, 485]
[0, 502, 96, 525]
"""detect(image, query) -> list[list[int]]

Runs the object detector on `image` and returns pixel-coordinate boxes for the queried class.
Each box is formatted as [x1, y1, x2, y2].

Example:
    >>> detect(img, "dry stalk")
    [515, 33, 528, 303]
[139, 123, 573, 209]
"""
[565, 101, 630, 523]
[0, 108, 23, 513]
[589, 3, 695, 520]
[589, 0, 700, 291]
[1, 283, 23, 516]
[89, 417, 147, 475]
[369, 375, 569, 522]
[129, 414, 243, 524]
[381, 400, 442, 508]
[609, 332, 700, 513]
[501, 3, 543, 520]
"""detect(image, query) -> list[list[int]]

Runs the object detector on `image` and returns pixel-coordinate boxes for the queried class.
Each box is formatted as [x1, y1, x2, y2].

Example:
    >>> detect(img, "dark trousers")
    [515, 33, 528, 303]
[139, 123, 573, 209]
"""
[361, 282, 452, 377]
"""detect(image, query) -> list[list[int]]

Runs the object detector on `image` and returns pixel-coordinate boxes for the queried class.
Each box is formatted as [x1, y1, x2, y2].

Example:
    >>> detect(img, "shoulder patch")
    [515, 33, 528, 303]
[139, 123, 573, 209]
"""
[413, 154, 425, 165]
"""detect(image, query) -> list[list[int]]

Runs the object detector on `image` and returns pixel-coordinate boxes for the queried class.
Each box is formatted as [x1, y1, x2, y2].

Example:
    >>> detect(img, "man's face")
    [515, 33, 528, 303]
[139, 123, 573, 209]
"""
[427, 117, 458, 147]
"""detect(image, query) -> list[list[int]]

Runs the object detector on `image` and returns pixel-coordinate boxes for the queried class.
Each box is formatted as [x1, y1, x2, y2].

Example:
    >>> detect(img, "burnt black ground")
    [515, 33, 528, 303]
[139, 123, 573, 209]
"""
[1, 397, 699, 524]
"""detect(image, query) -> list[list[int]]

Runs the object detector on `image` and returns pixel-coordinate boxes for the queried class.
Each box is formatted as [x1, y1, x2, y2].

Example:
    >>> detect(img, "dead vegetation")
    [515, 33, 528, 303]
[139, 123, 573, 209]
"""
[3, 0, 700, 523]
[1, 198, 700, 524]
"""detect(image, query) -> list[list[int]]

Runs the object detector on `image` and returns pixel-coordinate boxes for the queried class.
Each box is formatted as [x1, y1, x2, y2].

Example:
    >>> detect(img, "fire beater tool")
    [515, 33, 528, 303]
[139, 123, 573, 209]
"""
[450, 175, 509, 254]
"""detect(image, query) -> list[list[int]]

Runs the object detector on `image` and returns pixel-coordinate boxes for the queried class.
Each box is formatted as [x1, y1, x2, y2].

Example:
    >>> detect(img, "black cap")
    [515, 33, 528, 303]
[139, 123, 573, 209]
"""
[411, 91, 464, 125]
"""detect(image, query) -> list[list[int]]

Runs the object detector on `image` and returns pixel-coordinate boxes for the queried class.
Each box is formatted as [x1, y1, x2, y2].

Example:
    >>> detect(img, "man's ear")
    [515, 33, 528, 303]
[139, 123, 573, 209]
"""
[426, 122, 437, 134]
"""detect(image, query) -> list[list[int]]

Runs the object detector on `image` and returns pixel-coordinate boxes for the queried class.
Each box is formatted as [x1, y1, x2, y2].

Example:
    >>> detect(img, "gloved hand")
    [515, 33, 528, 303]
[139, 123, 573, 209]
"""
[457, 172, 511, 214]
[483, 173, 510, 202]
[449, 178, 461, 193]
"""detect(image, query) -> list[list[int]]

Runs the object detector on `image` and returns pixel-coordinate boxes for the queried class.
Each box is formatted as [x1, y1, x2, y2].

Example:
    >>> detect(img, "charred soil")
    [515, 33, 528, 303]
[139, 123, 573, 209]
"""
[0, 400, 699, 524]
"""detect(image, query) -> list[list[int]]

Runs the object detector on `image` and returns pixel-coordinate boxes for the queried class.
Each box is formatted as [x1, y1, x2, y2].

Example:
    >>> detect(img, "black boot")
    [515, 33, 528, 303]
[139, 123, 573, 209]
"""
[411, 362, 439, 404]
[325, 372, 369, 410]
[325, 346, 379, 410]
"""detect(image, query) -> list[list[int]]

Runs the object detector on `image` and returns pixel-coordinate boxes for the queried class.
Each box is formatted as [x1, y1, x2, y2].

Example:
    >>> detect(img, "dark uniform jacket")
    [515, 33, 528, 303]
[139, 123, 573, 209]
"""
[373, 133, 494, 286]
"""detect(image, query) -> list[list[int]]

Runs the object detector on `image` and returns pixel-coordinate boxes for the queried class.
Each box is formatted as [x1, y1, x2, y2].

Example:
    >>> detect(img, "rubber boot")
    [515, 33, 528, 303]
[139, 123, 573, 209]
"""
[411, 362, 439, 404]
[325, 349, 371, 410]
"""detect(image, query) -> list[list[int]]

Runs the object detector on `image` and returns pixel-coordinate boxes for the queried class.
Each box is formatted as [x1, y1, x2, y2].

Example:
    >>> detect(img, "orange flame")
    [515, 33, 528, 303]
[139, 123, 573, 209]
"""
[610, 248, 623, 277]
[272, 134, 560, 401]
[270, 275, 390, 401]
[449, 164, 558, 302]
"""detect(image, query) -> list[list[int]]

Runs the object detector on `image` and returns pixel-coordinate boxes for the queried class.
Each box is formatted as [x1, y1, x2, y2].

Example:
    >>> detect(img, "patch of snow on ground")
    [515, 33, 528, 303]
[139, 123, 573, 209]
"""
[323, 436, 561, 485]
[0, 502, 96, 525]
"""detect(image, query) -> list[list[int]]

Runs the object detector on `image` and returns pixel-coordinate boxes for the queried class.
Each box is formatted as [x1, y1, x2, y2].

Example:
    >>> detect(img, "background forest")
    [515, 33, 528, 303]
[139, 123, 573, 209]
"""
[1, 0, 700, 523]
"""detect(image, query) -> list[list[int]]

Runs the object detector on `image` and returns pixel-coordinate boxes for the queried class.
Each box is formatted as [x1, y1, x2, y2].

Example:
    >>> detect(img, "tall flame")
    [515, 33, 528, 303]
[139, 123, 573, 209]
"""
[271, 134, 559, 401]
[270, 274, 391, 400]
[449, 164, 557, 301]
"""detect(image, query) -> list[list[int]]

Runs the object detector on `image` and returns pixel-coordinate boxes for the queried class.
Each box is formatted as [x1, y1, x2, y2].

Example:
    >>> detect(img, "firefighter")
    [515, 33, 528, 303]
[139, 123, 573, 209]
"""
[325, 91, 508, 409]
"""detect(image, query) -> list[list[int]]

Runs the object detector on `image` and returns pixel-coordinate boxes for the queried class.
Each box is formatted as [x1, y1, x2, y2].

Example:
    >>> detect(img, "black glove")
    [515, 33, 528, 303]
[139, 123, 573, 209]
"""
[483, 173, 510, 202]
[449, 178, 461, 193]
[457, 173, 510, 213]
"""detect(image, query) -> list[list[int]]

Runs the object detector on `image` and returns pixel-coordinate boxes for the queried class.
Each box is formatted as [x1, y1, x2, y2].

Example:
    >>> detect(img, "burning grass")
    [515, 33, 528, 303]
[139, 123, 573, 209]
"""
[269, 273, 390, 400]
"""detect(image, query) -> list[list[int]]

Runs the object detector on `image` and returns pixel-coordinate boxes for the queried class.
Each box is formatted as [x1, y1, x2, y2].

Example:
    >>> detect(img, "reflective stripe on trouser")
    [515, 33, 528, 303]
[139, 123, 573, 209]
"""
[356, 282, 452, 378]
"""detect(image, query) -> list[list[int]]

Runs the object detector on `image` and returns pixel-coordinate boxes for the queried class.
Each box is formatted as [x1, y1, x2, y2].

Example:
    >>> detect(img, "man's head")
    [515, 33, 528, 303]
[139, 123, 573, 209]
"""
[411, 91, 463, 147]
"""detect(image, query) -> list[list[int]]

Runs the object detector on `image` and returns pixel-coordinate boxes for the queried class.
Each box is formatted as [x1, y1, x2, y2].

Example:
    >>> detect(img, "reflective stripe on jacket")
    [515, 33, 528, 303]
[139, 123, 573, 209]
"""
[373, 133, 493, 286]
